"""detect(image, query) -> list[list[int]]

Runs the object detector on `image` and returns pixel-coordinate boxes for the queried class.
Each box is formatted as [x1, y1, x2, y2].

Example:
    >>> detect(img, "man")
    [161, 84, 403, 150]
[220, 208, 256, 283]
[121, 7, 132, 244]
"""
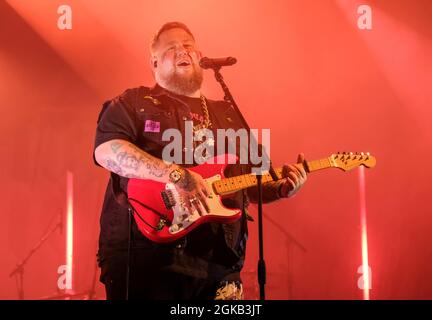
[93, 22, 307, 300]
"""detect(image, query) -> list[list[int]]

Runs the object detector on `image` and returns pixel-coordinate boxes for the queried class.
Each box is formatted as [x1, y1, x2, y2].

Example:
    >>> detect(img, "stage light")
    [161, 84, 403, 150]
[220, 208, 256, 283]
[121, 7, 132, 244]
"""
[66, 171, 74, 292]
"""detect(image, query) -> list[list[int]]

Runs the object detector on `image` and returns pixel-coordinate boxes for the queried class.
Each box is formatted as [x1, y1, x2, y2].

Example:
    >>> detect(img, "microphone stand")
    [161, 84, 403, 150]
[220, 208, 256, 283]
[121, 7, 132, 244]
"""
[9, 216, 62, 300]
[211, 67, 278, 300]
[263, 213, 307, 298]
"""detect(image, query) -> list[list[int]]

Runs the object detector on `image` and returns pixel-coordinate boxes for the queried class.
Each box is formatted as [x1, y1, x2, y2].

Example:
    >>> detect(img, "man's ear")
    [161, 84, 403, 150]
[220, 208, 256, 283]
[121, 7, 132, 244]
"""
[196, 50, 203, 60]
[150, 56, 158, 69]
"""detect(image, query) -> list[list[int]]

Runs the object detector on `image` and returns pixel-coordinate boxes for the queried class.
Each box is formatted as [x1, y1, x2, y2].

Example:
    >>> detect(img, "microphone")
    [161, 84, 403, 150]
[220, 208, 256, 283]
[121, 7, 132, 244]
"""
[199, 56, 237, 69]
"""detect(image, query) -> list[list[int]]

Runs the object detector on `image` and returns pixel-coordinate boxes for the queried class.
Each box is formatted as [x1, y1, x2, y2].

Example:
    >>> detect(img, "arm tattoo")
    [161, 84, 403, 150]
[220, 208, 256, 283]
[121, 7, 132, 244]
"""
[125, 143, 171, 178]
[105, 141, 172, 179]
[145, 159, 171, 178]
[106, 159, 123, 176]
[116, 151, 143, 171]
[110, 141, 123, 153]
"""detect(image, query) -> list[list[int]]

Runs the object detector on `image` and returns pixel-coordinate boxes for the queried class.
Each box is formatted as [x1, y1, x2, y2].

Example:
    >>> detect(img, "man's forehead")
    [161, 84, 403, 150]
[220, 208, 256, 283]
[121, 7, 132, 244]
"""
[158, 28, 195, 44]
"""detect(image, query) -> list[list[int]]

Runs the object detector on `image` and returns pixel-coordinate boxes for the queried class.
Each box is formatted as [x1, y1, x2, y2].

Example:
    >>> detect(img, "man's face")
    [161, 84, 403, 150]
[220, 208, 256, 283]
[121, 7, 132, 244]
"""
[152, 28, 203, 96]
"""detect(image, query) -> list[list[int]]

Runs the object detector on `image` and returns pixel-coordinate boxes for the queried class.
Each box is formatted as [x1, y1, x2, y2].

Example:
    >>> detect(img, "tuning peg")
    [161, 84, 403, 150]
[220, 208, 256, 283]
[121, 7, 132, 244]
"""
[366, 152, 370, 159]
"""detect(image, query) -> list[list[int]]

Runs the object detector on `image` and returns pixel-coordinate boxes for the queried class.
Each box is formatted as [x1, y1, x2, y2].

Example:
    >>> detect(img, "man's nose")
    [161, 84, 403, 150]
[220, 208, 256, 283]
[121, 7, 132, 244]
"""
[176, 47, 189, 56]
[176, 52, 190, 61]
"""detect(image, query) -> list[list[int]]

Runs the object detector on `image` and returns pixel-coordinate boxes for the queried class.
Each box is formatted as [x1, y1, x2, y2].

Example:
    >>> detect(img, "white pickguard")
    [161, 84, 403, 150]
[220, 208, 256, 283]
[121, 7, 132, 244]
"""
[165, 174, 237, 234]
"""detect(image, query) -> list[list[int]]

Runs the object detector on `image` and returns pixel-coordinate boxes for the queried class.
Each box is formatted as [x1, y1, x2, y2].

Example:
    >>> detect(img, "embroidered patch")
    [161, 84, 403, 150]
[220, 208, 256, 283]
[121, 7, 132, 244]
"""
[144, 120, 160, 133]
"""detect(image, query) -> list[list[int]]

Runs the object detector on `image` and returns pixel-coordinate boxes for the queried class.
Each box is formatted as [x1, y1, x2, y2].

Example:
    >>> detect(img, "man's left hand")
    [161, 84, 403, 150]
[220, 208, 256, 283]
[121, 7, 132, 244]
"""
[279, 153, 308, 198]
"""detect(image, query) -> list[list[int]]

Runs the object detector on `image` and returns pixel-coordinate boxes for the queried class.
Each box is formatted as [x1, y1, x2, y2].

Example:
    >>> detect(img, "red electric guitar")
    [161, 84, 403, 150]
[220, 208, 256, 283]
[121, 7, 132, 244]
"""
[127, 152, 376, 243]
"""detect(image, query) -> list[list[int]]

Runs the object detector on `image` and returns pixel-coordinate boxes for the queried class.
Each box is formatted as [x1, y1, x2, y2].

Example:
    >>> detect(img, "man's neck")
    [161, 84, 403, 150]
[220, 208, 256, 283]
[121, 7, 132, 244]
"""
[185, 90, 201, 98]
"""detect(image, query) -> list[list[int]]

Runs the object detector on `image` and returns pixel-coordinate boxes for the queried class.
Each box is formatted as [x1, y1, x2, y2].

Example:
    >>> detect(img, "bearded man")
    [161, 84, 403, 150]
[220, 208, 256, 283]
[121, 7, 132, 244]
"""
[93, 22, 307, 300]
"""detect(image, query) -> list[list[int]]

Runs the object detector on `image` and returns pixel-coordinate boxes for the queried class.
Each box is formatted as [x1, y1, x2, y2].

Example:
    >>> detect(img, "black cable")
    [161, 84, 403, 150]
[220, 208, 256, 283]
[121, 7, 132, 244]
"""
[126, 207, 133, 300]
[128, 198, 168, 230]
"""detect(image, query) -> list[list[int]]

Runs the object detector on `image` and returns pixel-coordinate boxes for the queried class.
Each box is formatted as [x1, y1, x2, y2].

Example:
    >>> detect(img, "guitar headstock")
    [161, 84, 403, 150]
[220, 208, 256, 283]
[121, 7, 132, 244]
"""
[329, 152, 376, 171]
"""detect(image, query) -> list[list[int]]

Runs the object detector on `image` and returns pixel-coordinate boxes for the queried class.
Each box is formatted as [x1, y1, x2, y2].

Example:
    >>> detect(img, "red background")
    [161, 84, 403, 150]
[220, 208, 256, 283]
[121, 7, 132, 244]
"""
[1, 0, 431, 299]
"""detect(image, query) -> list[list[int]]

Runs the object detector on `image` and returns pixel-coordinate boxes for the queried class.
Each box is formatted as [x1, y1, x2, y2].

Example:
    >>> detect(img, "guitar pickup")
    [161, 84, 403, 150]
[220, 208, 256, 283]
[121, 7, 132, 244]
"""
[161, 190, 176, 209]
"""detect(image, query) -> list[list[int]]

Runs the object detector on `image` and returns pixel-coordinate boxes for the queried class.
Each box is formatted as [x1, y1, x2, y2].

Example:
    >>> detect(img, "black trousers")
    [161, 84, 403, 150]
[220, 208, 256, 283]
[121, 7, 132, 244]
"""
[99, 250, 232, 300]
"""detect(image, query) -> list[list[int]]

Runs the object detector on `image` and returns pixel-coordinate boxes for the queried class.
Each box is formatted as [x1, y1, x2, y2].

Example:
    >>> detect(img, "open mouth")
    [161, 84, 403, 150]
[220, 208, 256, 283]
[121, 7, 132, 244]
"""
[177, 60, 191, 67]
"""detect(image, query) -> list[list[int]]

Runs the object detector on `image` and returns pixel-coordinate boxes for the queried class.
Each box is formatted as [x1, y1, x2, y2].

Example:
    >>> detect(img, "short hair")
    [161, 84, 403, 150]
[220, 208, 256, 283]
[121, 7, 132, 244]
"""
[150, 22, 195, 53]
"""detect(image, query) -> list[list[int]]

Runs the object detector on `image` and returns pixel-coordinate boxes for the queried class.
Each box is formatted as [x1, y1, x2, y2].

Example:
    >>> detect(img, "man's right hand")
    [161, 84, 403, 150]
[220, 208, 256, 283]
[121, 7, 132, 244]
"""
[172, 168, 211, 216]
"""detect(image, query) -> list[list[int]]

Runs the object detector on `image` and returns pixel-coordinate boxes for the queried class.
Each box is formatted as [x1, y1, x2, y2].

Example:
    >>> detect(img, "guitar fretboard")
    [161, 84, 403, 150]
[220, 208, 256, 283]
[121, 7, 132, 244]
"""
[212, 157, 332, 195]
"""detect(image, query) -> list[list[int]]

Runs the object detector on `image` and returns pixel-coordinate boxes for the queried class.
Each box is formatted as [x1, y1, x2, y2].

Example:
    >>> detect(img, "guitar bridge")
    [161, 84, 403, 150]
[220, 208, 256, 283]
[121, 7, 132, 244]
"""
[161, 190, 176, 209]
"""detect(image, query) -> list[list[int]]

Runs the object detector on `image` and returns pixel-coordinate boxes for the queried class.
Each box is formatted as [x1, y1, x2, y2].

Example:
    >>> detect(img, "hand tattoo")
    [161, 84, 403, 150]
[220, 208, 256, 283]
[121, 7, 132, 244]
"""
[176, 169, 197, 192]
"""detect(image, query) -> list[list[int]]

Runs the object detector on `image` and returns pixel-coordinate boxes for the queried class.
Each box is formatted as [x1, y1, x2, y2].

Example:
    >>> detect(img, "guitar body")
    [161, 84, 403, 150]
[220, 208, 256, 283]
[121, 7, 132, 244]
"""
[127, 154, 241, 243]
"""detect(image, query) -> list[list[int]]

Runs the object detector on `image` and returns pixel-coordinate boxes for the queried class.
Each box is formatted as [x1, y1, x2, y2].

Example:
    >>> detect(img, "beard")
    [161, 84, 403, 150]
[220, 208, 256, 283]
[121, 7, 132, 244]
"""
[159, 64, 203, 96]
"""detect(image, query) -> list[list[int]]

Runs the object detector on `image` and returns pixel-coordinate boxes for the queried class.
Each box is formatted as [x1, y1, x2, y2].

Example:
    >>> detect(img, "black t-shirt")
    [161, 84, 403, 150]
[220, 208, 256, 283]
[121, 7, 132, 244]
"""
[94, 85, 249, 281]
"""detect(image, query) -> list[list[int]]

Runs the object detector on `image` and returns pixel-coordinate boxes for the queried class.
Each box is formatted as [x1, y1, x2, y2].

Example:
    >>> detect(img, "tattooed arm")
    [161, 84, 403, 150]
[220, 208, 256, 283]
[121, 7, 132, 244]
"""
[94, 139, 178, 183]
[95, 139, 211, 214]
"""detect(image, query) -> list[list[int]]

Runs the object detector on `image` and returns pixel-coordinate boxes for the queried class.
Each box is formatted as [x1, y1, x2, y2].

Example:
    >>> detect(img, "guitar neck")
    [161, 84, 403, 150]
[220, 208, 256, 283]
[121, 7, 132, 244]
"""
[212, 157, 332, 195]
